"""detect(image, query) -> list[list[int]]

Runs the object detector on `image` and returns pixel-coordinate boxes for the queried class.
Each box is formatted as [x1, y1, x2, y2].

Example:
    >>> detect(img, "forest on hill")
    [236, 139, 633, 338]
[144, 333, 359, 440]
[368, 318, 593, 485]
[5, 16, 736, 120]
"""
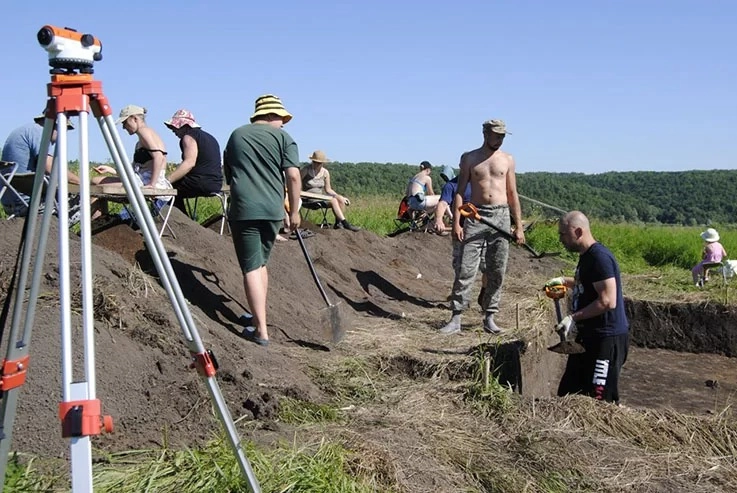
[319, 162, 737, 226]
[76, 159, 735, 225]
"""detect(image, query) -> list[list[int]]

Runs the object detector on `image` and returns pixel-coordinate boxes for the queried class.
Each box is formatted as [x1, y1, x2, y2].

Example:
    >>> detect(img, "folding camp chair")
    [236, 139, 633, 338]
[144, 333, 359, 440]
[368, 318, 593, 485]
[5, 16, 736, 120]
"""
[186, 185, 230, 235]
[0, 161, 30, 218]
[301, 199, 331, 228]
[697, 261, 728, 287]
[299, 190, 334, 229]
[393, 196, 433, 233]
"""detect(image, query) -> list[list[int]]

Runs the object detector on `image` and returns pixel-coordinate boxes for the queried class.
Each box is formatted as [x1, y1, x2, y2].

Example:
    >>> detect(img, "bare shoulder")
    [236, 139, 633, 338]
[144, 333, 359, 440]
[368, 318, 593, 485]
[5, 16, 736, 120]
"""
[494, 149, 513, 160]
[493, 149, 515, 168]
[138, 127, 164, 148]
[459, 149, 476, 167]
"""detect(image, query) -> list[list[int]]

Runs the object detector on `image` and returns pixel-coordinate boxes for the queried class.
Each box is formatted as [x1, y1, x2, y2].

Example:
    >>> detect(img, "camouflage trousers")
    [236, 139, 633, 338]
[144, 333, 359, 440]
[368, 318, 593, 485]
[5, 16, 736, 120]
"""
[449, 204, 510, 314]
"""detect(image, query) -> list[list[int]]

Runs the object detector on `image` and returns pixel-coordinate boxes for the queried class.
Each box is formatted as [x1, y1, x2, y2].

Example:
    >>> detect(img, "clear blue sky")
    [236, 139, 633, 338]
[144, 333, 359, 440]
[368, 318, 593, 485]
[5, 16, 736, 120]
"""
[2, 1, 736, 173]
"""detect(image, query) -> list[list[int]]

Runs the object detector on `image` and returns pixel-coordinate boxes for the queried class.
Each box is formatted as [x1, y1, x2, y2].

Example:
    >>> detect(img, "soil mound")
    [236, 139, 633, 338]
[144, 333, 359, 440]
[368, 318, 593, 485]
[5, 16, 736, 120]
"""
[0, 209, 567, 456]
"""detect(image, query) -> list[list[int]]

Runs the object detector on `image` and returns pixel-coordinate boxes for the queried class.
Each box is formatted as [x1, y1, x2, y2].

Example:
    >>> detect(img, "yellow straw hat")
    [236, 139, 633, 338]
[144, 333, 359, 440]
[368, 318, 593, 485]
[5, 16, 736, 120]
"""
[250, 94, 292, 124]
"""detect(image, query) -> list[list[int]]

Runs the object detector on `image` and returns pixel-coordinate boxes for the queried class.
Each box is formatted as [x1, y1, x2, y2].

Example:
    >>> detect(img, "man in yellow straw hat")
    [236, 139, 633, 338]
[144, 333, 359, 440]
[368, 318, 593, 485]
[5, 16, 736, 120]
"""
[223, 94, 301, 347]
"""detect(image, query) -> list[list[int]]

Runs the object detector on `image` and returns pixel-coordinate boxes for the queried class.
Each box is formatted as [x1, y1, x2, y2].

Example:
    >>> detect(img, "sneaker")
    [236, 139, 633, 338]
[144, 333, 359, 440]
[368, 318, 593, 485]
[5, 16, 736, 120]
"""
[67, 195, 81, 227]
[333, 222, 345, 230]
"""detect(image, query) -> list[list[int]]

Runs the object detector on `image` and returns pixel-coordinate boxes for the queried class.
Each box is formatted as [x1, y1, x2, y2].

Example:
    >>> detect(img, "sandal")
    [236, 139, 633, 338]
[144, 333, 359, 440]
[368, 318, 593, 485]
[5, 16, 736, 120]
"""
[290, 229, 316, 240]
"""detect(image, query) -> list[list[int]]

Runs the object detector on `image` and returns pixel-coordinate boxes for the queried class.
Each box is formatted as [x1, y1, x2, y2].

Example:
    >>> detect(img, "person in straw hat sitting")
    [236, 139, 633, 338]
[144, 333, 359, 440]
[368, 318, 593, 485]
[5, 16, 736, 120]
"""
[692, 227, 727, 286]
[301, 150, 359, 231]
[223, 94, 302, 346]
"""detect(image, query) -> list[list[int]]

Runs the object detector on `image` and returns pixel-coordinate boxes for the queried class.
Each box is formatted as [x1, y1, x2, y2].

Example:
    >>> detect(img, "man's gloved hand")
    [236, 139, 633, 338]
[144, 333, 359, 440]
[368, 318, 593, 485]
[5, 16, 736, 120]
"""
[545, 276, 566, 288]
[555, 315, 575, 340]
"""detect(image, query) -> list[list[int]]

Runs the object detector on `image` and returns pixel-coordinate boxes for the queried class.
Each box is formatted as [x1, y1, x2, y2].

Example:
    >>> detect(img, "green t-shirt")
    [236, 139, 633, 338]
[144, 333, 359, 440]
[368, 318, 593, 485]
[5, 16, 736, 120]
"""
[224, 123, 300, 221]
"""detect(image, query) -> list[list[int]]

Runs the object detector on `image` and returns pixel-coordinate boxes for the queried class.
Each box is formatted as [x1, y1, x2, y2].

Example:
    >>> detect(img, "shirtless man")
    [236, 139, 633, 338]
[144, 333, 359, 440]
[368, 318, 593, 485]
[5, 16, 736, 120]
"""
[440, 119, 524, 335]
[405, 161, 439, 213]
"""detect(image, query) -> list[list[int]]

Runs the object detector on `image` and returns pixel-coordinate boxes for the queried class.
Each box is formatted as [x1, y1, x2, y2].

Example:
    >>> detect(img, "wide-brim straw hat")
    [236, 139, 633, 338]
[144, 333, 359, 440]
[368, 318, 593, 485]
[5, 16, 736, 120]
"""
[250, 94, 292, 124]
[701, 228, 720, 242]
[164, 109, 201, 129]
[309, 150, 330, 163]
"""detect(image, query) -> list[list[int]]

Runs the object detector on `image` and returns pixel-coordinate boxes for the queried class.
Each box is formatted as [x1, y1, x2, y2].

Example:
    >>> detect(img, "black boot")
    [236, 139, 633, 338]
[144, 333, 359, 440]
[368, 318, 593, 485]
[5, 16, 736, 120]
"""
[341, 219, 360, 232]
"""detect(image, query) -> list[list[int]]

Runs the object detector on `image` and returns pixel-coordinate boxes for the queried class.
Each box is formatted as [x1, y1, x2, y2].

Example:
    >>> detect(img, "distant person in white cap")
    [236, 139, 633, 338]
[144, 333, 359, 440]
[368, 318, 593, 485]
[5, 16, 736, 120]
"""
[163, 109, 223, 214]
[301, 150, 359, 231]
[1, 112, 79, 217]
[692, 228, 727, 286]
[224, 94, 302, 347]
[405, 161, 439, 213]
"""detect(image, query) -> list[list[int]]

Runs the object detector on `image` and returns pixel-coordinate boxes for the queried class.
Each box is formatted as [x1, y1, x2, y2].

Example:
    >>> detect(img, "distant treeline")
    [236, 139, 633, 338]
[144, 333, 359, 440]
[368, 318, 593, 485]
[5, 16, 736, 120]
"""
[318, 162, 737, 226]
[79, 159, 736, 225]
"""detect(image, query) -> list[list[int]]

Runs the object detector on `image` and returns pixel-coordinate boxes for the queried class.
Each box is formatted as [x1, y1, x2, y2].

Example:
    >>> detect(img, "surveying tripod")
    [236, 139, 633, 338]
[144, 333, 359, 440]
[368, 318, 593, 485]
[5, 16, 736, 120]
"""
[0, 25, 260, 492]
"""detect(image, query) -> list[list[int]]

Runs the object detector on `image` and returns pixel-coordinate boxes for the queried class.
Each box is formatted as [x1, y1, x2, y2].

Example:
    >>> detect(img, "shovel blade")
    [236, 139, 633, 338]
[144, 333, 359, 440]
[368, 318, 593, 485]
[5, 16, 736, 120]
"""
[320, 301, 347, 344]
[547, 341, 586, 354]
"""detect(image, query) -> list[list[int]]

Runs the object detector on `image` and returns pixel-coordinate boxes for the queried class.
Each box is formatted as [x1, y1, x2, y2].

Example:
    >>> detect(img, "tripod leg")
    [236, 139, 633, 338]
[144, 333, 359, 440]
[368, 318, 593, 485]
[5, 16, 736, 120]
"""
[95, 110, 261, 492]
[0, 115, 60, 485]
[46, 112, 94, 490]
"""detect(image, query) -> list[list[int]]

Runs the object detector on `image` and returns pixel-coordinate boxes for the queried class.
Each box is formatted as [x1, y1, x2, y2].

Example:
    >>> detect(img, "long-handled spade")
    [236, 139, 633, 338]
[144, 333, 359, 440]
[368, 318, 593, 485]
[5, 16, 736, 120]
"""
[458, 203, 559, 259]
[544, 284, 586, 354]
[295, 230, 346, 343]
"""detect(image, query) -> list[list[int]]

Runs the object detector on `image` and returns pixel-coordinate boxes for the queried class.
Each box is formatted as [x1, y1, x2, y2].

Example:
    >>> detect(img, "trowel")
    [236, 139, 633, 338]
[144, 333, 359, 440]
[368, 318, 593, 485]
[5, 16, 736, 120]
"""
[545, 284, 586, 354]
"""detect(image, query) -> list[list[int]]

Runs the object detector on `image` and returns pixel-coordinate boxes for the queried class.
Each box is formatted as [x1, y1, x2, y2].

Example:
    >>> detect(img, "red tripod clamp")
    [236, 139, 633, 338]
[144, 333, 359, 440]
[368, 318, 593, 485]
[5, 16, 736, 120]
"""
[0, 356, 30, 391]
[190, 350, 219, 378]
[58, 399, 113, 438]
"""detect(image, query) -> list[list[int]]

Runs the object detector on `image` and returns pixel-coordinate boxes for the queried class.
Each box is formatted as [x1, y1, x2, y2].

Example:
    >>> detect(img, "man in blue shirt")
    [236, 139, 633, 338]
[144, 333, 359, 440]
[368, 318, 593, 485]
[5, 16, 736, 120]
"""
[1, 113, 79, 217]
[545, 211, 629, 404]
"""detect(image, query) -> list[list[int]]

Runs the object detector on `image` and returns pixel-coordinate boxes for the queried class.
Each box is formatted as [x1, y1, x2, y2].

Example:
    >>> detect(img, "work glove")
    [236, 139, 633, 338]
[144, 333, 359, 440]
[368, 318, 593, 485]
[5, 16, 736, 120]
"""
[555, 315, 576, 341]
[545, 276, 566, 288]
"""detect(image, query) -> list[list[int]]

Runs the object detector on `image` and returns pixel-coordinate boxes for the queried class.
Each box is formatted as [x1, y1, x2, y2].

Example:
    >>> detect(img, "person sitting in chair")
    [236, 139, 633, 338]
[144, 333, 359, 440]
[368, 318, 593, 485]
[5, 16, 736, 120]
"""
[405, 160, 439, 213]
[164, 109, 223, 215]
[692, 228, 727, 286]
[92, 105, 173, 219]
[1, 112, 80, 219]
[300, 150, 359, 231]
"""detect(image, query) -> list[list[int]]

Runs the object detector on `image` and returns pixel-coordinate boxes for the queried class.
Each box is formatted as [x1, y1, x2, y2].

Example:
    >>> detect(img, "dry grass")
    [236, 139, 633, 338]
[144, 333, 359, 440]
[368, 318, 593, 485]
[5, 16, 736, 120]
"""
[278, 303, 737, 492]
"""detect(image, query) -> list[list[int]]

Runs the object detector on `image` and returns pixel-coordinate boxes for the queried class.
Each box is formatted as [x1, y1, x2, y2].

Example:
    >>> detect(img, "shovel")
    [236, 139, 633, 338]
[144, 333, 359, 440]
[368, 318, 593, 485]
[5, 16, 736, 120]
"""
[458, 203, 559, 259]
[295, 229, 346, 343]
[544, 284, 585, 354]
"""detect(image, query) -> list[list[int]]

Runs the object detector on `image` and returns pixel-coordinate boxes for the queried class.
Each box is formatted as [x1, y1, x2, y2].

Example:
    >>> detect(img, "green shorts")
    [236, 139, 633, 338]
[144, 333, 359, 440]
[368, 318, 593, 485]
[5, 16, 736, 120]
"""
[230, 220, 281, 273]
